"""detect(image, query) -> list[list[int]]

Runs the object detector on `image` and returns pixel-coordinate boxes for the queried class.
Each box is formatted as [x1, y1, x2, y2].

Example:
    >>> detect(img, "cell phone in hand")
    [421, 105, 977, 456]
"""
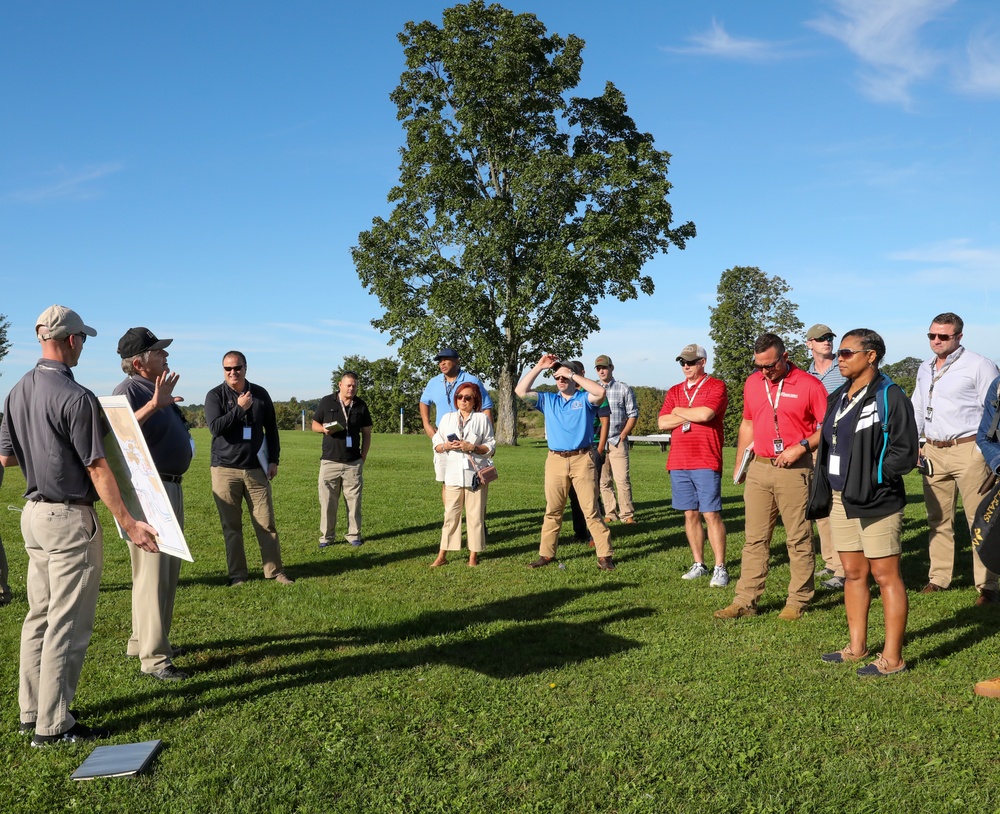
[447, 433, 459, 442]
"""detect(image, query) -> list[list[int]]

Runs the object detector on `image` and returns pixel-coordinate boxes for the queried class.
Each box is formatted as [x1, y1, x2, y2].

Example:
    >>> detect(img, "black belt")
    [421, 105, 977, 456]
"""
[32, 498, 95, 507]
[549, 448, 589, 458]
[160, 473, 183, 484]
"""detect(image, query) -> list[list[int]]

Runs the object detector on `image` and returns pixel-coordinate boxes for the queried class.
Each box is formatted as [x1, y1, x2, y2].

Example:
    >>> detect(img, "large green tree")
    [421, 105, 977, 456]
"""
[709, 266, 805, 445]
[333, 355, 425, 434]
[352, 1, 694, 445]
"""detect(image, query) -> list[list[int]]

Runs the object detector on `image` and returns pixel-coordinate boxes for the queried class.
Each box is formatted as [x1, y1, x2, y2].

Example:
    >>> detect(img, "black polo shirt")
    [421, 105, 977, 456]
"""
[313, 395, 372, 463]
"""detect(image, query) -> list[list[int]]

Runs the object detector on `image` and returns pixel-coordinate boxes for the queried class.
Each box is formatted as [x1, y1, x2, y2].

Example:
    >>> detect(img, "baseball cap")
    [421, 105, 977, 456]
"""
[806, 324, 836, 340]
[434, 347, 459, 361]
[35, 305, 97, 341]
[594, 355, 613, 367]
[676, 344, 707, 362]
[118, 327, 173, 358]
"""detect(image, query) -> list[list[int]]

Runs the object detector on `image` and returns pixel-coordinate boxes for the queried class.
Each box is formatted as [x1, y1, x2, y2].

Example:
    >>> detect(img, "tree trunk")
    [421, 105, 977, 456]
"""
[494, 359, 520, 446]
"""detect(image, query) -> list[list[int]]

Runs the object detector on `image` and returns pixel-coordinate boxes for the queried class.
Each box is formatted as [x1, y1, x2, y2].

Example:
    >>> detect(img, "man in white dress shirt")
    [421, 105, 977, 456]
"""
[911, 312, 999, 604]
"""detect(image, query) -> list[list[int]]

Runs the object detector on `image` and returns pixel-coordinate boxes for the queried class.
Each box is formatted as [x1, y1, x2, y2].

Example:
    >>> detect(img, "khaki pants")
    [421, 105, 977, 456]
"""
[733, 457, 816, 610]
[922, 442, 998, 591]
[211, 466, 285, 580]
[542, 452, 612, 558]
[318, 459, 364, 544]
[19, 501, 102, 737]
[127, 480, 183, 674]
[600, 440, 635, 521]
[441, 484, 488, 552]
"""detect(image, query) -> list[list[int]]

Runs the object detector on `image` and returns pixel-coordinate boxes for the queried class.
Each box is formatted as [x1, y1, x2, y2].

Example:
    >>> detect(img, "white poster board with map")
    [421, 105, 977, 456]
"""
[98, 395, 193, 562]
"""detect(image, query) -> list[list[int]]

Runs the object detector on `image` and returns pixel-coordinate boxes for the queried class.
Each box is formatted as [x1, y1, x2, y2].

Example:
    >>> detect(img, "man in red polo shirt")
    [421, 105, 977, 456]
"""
[658, 344, 729, 586]
[715, 333, 828, 621]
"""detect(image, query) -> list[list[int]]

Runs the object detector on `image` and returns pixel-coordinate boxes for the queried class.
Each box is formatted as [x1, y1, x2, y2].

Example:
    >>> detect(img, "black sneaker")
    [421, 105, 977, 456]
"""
[147, 664, 189, 681]
[30, 721, 110, 747]
[19, 709, 80, 735]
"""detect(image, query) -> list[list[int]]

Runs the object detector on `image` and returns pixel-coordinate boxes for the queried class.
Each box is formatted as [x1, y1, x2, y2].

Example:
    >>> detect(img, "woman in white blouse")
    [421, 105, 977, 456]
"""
[430, 382, 496, 567]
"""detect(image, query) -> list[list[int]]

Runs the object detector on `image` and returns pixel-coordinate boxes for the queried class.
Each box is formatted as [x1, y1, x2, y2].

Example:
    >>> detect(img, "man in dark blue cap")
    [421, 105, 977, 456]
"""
[420, 348, 494, 498]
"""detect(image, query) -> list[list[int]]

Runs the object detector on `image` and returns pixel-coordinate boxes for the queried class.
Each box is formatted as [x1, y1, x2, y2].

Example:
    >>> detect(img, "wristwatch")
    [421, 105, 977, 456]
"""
[799, 439, 810, 451]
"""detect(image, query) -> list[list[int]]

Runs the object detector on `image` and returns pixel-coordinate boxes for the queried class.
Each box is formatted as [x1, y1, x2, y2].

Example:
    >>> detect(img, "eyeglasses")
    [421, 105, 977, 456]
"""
[927, 333, 955, 341]
[754, 359, 784, 372]
[73, 332, 87, 344]
[812, 335, 834, 343]
[223, 365, 244, 372]
[679, 359, 703, 367]
[553, 376, 571, 383]
[455, 394, 475, 402]
[836, 348, 867, 358]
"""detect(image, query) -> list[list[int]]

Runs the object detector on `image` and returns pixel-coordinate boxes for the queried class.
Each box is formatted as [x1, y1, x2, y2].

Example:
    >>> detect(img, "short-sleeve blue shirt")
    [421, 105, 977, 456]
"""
[536, 390, 598, 451]
[420, 370, 494, 418]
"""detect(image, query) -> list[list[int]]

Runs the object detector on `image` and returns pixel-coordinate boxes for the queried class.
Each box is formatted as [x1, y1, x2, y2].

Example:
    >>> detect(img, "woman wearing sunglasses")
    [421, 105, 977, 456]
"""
[430, 381, 496, 567]
[808, 329, 918, 677]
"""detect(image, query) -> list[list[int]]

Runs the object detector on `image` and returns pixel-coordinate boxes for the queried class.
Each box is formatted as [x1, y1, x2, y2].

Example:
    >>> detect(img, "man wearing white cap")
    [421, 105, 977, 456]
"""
[0, 305, 159, 745]
[658, 344, 729, 586]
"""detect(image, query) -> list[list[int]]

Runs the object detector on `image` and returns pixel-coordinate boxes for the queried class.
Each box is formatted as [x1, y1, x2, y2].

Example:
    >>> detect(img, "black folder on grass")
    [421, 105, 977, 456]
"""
[71, 740, 163, 780]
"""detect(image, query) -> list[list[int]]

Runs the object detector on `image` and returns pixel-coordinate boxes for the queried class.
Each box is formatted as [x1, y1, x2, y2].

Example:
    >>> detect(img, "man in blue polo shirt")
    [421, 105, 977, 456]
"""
[515, 353, 615, 570]
[420, 347, 493, 500]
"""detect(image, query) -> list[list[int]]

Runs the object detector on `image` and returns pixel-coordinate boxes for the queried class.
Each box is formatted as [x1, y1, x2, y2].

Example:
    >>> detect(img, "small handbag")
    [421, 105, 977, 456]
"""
[468, 454, 498, 492]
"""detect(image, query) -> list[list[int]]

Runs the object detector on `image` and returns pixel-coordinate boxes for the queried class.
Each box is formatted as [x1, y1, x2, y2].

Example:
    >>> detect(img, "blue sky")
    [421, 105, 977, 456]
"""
[2, 0, 998, 410]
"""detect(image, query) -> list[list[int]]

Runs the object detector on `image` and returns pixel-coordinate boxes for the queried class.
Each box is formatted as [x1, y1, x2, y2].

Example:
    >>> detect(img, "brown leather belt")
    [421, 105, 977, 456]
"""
[924, 436, 976, 449]
[549, 448, 589, 458]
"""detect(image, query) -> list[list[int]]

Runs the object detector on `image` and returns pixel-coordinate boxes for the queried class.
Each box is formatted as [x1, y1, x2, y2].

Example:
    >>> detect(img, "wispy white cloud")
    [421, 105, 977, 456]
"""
[664, 19, 791, 62]
[888, 237, 1000, 271]
[6, 163, 125, 203]
[958, 25, 1000, 95]
[807, 0, 956, 105]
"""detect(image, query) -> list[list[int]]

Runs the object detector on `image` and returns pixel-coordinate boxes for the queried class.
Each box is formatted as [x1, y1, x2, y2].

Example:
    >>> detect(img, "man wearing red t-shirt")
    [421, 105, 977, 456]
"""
[658, 344, 729, 587]
[715, 333, 828, 621]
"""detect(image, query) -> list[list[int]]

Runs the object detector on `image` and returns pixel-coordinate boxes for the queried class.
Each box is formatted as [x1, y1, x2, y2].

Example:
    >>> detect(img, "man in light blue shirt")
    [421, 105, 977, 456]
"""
[420, 347, 493, 495]
[516, 353, 614, 570]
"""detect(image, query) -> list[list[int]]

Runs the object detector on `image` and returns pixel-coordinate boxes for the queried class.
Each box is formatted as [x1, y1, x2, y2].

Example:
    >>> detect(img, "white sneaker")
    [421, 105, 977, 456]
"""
[682, 563, 710, 580]
[710, 565, 730, 588]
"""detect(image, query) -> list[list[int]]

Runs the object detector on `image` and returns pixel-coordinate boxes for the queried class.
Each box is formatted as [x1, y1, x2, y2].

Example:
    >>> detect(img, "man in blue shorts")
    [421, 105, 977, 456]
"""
[657, 344, 729, 586]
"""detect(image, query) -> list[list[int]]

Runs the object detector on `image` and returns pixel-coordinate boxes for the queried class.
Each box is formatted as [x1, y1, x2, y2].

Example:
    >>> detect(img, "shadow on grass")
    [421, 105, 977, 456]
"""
[96, 583, 653, 732]
[904, 601, 1000, 667]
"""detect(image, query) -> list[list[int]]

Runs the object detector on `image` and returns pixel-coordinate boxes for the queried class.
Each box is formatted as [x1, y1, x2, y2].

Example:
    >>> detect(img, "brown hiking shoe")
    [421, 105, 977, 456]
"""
[597, 557, 615, 571]
[713, 602, 757, 620]
[778, 605, 804, 621]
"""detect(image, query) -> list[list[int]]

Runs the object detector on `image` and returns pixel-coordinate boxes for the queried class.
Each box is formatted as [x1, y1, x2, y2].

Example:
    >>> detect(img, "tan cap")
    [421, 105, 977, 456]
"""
[594, 355, 613, 367]
[806, 324, 836, 340]
[676, 343, 707, 362]
[35, 305, 97, 341]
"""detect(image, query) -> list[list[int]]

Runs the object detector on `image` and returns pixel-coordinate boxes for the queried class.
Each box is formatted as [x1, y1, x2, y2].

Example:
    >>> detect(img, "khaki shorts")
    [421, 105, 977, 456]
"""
[830, 491, 902, 559]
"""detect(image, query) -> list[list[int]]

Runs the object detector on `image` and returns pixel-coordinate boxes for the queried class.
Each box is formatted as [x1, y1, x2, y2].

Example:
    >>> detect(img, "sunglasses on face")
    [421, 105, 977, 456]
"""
[455, 394, 475, 402]
[812, 335, 834, 343]
[754, 360, 783, 372]
[927, 333, 955, 341]
[678, 359, 703, 367]
[74, 332, 87, 344]
[224, 365, 244, 372]
[553, 376, 571, 383]
[836, 348, 867, 359]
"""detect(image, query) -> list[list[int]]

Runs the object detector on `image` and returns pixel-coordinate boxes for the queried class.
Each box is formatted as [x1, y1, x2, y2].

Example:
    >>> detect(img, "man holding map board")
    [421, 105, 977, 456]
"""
[113, 327, 193, 681]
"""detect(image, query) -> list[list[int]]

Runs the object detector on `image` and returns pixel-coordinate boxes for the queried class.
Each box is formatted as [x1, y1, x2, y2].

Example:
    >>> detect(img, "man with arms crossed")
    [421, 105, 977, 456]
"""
[658, 344, 729, 587]
[516, 354, 615, 570]
[0, 305, 158, 745]
[206, 351, 294, 586]
[113, 327, 192, 681]
[312, 371, 372, 548]
[715, 333, 828, 621]
[420, 347, 493, 501]
[911, 312, 999, 604]
[805, 323, 848, 590]
[595, 355, 639, 524]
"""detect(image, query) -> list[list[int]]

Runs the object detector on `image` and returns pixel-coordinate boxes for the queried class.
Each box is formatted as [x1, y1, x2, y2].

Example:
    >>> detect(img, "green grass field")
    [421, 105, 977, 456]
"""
[1, 430, 998, 813]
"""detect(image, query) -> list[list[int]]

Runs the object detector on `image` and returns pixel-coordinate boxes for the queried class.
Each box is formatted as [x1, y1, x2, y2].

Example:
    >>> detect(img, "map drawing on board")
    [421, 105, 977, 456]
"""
[98, 395, 193, 562]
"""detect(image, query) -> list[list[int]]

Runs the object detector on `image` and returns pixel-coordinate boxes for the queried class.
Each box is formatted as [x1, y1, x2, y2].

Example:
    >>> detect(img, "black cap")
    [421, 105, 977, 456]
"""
[117, 327, 172, 358]
[434, 347, 459, 361]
